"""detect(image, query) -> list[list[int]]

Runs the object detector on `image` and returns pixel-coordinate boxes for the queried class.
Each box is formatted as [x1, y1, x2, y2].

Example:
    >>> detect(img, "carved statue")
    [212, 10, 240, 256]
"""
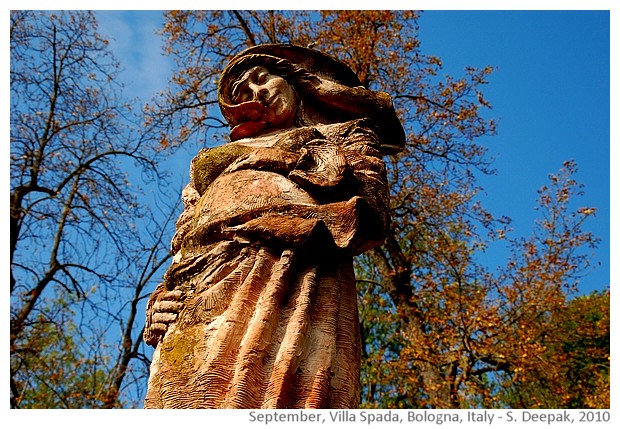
[143, 44, 405, 409]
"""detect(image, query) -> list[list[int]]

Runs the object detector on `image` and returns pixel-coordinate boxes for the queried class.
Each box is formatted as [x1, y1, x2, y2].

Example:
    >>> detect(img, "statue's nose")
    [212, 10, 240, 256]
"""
[252, 86, 270, 102]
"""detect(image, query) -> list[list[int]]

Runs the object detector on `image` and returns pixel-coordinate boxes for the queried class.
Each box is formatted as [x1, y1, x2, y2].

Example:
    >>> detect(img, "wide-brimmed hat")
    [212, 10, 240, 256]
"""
[218, 44, 405, 154]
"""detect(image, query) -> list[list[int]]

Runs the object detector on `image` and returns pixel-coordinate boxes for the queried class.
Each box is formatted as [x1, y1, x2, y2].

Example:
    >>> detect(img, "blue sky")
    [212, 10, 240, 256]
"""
[4, 1, 615, 417]
[94, 8, 612, 296]
[419, 10, 611, 293]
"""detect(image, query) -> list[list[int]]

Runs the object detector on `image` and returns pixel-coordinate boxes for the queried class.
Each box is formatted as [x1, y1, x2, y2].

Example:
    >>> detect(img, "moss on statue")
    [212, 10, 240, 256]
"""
[192, 144, 250, 195]
[159, 327, 199, 367]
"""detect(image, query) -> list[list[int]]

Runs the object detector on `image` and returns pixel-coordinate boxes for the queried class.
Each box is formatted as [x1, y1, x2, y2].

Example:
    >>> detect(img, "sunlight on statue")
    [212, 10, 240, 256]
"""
[143, 44, 405, 409]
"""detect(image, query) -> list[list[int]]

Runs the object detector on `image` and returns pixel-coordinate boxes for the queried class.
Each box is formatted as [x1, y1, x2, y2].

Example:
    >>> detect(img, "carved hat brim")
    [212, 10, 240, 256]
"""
[218, 44, 405, 153]
[218, 43, 362, 103]
[218, 44, 364, 128]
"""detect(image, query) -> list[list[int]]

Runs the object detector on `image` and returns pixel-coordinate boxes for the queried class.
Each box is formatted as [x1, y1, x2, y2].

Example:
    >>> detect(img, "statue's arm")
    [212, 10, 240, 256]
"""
[144, 180, 199, 347]
[342, 144, 391, 247]
[170, 181, 201, 255]
[288, 121, 391, 252]
[289, 121, 389, 209]
[223, 146, 299, 175]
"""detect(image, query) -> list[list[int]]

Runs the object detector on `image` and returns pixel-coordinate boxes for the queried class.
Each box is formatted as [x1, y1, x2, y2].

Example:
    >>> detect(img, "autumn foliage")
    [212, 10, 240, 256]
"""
[10, 10, 174, 408]
[153, 11, 608, 409]
[10, 10, 608, 408]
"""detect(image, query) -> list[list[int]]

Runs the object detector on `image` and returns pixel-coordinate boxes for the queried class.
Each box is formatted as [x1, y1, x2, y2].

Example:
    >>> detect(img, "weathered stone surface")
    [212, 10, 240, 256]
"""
[143, 44, 404, 409]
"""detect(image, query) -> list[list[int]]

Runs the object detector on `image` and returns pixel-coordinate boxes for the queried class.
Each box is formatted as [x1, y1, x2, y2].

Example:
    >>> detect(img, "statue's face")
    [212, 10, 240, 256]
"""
[230, 66, 298, 131]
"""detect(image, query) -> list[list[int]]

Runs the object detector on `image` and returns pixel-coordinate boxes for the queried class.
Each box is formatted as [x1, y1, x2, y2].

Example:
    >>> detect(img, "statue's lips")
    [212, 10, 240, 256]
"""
[228, 100, 269, 141]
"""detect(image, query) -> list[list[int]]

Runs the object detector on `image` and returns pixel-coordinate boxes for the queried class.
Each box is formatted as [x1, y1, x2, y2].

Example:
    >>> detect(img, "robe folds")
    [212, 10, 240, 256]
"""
[144, 119, 390, 409]
[145, 238, 360, 408]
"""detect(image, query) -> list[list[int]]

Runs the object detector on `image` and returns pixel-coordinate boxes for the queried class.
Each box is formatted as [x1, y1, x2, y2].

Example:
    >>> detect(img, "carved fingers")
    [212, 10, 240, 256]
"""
[145, 290, 184, 346]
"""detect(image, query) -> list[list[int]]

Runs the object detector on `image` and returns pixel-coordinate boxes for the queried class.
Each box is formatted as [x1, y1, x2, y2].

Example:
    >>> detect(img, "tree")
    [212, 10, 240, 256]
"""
[152, 10, 604, 409]
[153, 10, 496, 408]
[496, 289, 610, 408]
[11, 10, 605, 408]
[359, 160, 602, 408]
[485, 161, 607, 408]
[10, 10, 175, 408]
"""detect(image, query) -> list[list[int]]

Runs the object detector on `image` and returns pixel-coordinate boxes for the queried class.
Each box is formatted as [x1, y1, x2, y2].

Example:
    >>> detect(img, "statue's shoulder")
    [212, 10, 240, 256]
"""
[190, 143, 250, 195]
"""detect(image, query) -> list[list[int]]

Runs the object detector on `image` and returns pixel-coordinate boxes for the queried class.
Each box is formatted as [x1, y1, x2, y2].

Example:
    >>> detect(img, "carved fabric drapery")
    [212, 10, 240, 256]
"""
[143, 44, 404, 409]
[145, 120, 387, 408]
[145, 241, 360, 408]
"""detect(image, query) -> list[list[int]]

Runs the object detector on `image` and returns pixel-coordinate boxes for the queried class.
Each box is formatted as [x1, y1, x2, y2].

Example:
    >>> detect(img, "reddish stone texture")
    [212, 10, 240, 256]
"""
[144, 44, 404, 409]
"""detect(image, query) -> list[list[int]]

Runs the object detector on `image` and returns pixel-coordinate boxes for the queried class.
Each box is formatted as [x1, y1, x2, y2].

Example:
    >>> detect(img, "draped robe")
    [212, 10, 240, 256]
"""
[144, 119, 390, 408]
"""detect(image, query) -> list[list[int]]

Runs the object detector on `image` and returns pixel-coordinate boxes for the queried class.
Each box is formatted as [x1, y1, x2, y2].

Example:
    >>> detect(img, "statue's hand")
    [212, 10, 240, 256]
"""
[144, 290, 184, 346]
[289, 143, 349, 189]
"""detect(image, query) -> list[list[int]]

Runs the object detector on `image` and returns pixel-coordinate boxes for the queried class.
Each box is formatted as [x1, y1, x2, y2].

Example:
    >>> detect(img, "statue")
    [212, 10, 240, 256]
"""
[143, 44, 405, 409]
